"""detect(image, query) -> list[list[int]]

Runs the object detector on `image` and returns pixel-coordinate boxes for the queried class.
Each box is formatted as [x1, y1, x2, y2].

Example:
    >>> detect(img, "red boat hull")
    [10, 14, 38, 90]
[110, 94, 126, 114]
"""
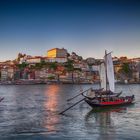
[85, 96, 135, 107]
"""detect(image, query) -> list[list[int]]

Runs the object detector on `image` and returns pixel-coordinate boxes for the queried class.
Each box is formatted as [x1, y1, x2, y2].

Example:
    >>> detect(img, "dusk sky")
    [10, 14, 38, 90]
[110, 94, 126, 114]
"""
[0, 0, 140, 61]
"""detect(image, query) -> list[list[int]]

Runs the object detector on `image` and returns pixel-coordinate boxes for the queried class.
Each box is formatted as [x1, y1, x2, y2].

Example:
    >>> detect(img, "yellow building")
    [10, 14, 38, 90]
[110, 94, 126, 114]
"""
[47, 48, 67, 58]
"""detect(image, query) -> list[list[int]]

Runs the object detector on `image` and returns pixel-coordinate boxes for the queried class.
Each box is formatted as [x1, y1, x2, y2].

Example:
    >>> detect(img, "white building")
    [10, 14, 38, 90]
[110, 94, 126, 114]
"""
[26, 57, 43, 64]
[45, 57, 67, 63]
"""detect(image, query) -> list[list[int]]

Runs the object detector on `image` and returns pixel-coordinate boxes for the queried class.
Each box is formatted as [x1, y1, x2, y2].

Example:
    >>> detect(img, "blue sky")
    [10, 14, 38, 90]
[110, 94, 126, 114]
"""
[0, 0, 140, 61]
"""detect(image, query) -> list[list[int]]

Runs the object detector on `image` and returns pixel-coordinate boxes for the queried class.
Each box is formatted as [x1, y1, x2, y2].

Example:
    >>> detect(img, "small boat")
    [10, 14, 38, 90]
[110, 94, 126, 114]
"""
[83, 51, 135, 108]
[0, 97, 4, 102]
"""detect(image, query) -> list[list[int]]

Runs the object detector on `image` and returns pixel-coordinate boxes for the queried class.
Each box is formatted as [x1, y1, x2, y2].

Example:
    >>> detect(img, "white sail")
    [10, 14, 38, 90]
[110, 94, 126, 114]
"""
[99, 63, 106, 91]
[106, 53, 115, 92]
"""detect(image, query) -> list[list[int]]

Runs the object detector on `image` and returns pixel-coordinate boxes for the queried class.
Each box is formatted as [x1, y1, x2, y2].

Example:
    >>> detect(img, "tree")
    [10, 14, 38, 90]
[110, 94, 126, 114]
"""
[48, 62, 60, 82]
[122, 63, 131, 74]
[119, 63, 132, 79]
[64, 60, 75, 83]
[33, 61, 49, 70]
[49, 62, 58, 71]
[34, 63, 42, 70]
[78, 56, 83, 61]
[16, 62, 28, 70]
[66, 53, 70, 58]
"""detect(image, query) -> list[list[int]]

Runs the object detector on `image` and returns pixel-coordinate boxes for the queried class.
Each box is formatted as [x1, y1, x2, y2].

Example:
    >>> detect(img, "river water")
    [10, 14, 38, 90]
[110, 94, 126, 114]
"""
[0, 84, 140, 140]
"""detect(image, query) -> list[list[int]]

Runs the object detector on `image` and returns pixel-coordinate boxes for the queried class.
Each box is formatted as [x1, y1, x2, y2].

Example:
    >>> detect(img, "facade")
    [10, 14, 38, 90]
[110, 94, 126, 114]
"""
[45, 57, 67, 63]
[26, 57, 43, 64]
[7, 67, 14, 80]
[1, 69, 8, 81]
[86, 57, 96, 65]
[132, 71, 139, 81]
[47, 48, 67, 58]
[131, 58, 140, 63]
[114, 64, 122, 73]
[14, 70, 21, 80]
[0, 67, 15, 81]
[35, 69, 48, 79]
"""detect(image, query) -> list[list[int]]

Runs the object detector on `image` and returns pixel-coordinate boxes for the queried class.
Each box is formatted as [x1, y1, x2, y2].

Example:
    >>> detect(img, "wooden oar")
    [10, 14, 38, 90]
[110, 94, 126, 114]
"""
[67, 88, 91, 102]
[116, 91, 122, 97]
[59, 98, 85, 115]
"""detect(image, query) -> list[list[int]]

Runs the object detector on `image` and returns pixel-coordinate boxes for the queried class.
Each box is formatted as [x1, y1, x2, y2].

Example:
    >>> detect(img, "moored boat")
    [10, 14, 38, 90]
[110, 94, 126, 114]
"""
[83, 51, 135, 108]
[0, 97, 4, 102]
[59, 51, 135, 115]
[85, 95, 135, 107]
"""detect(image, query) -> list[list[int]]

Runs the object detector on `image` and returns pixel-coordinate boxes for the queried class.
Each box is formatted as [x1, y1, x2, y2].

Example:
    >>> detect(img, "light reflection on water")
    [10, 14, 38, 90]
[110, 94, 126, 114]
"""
[0, 84, 140, 140]
[43, 85, 60, 133]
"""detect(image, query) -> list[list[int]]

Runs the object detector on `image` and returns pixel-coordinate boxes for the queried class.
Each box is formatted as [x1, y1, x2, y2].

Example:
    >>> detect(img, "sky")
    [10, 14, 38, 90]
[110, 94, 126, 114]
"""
[0, 0, 140, 61]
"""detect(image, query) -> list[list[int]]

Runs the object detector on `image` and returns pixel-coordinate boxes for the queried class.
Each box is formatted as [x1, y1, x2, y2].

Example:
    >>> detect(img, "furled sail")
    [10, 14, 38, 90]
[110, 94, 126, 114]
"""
[99, 63, 106, 91]
[106, 53, 115, 92]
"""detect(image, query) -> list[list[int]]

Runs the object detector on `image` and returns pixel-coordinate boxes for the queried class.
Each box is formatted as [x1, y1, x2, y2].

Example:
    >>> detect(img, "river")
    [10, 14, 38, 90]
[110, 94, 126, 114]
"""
[0, 84, 140, 140]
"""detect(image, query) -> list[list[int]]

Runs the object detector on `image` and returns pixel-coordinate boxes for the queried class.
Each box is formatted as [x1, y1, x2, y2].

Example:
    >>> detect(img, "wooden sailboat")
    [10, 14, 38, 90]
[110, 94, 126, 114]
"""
[84, 51, 135, 107]
[0, 97, 4, 102]
[59, 51, 135, 115]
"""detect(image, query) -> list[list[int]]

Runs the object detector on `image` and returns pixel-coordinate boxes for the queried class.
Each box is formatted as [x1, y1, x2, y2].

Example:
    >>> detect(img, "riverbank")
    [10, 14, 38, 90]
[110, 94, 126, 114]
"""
[0, 79, 96, 85]
[0, 80, 140, 85]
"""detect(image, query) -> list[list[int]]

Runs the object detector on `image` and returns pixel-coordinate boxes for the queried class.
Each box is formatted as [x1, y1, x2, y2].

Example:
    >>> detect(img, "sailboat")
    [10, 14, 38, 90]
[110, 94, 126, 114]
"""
[0, 97, 4, 102]
[84, 51, 135, 107]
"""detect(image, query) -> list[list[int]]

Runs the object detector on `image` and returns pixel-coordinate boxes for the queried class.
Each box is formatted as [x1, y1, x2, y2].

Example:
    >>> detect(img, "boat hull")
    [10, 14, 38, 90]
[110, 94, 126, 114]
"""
[85, 96, 135, 108]
[0, 97, 4, 102]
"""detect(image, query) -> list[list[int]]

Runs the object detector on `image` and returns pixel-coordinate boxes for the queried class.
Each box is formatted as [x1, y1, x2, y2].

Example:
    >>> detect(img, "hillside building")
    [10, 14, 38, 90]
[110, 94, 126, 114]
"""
[47, 48, 67, 58]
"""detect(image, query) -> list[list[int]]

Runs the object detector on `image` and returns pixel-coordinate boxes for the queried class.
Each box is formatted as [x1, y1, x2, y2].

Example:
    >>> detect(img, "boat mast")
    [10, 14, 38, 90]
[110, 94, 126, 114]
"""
[105, 50, 108, 91]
